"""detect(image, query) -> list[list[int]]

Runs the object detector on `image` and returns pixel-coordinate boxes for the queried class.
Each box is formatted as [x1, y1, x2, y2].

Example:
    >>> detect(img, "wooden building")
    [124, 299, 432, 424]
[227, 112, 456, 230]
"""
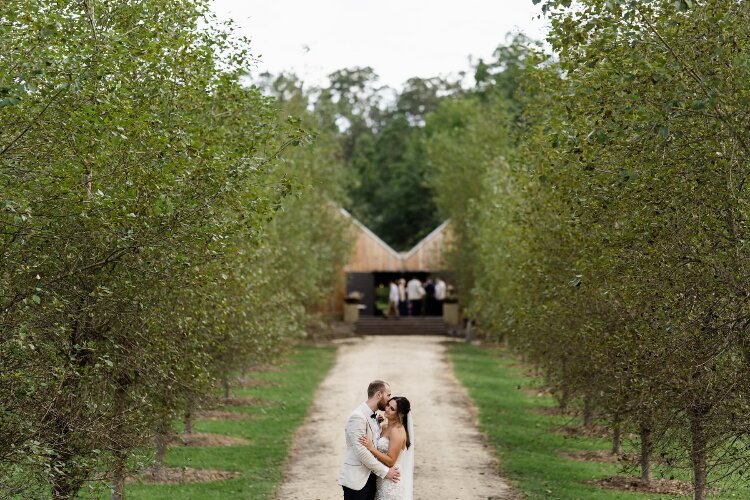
[334, 209, 452, 316]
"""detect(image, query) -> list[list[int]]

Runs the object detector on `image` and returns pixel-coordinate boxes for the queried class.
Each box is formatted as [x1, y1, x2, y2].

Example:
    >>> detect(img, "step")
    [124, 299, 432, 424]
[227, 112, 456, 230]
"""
[354, 317, 450, 336]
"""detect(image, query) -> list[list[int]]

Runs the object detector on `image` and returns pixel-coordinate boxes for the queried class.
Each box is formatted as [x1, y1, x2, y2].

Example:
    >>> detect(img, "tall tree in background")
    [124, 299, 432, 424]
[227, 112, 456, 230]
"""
[324, 70, 459, 250]
[257, 65, 463, 250]
[425, 35, 535, 302]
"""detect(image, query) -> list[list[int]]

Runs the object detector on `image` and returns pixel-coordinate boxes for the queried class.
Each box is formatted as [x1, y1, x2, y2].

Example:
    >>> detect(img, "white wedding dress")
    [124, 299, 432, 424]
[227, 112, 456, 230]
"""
[374, 435, 414, 500]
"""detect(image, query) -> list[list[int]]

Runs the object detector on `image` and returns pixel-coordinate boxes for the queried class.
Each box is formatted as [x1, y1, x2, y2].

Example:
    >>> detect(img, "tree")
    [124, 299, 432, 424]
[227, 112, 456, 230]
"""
[0, 1, 349, 497]
[432, 2, 750, 498]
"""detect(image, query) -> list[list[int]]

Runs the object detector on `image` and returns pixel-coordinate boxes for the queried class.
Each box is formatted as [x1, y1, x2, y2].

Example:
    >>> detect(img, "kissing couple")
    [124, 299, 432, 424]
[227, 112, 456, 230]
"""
[338, 380, 414, 500]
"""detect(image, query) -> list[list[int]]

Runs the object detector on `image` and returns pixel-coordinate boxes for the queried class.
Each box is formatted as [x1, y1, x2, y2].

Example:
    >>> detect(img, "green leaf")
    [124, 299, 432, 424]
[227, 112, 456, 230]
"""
[0, 96, 21, 108]
[691, 99, 707, 110]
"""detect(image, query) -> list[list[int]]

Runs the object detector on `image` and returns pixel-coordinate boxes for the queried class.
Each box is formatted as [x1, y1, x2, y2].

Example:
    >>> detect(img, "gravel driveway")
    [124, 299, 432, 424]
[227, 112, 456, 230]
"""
[275, 335, 516, 500]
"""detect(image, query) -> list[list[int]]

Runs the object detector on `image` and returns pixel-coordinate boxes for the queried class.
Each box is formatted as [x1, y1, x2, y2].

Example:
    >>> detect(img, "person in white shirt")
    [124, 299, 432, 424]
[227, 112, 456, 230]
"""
[385, 280, 400, 319]
[434, 278, 447, 315]
[406, 278, 424, 316]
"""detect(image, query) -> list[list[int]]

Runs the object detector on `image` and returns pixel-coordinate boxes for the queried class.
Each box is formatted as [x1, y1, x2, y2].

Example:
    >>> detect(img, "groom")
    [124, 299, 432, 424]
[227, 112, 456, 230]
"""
[338, 380, 400, 499]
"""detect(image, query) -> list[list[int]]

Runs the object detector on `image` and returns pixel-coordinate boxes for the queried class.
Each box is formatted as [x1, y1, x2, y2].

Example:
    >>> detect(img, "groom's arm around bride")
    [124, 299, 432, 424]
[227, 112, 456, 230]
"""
[345, 409, 391, 476]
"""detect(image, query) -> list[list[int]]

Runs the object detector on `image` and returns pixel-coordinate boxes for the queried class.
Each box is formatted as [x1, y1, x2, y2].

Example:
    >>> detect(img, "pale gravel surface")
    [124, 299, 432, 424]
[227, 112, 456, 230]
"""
[276, 335, 516, 500]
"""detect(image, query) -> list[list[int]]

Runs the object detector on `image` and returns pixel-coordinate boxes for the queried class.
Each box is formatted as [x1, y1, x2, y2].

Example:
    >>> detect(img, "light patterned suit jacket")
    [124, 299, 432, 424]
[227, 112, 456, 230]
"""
[337, 403, 389, 490]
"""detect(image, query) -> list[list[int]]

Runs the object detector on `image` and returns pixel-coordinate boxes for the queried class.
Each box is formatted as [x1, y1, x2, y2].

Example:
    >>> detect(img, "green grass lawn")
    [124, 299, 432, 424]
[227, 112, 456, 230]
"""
[448, 342, 750, 500]
[126, 345, 336, 500]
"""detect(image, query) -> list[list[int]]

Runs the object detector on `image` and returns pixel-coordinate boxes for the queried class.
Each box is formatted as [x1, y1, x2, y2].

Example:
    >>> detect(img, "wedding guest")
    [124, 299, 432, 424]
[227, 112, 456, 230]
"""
[397, 278, 408, 316]
[385, 280, 400, 319]
[406, 277, 424, 316]
[424, 278, 437, 316]
[434, 277, 446, 315]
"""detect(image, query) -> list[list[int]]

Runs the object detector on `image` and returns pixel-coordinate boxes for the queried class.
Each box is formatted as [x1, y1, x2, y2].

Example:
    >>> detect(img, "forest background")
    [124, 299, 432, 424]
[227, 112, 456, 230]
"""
[3, 1, 750, 500]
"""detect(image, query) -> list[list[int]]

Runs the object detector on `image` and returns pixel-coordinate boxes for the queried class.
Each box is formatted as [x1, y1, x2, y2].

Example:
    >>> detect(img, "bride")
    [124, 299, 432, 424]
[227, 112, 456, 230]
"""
[358, 396, 414, 500]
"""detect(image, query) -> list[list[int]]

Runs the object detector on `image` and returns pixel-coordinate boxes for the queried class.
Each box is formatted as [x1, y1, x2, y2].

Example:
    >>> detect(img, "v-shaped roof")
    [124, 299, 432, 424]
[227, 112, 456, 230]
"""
[340, 208, 451, 272]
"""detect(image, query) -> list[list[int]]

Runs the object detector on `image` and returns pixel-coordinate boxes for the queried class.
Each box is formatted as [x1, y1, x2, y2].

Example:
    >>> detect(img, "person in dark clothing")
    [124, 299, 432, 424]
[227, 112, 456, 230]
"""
[424, 279, 437, 316]
[397, 278, 408, 317]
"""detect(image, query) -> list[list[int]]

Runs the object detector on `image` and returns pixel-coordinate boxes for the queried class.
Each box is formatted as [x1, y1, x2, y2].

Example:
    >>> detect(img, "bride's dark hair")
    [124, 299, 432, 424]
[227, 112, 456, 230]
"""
[389, 396, 411, 449]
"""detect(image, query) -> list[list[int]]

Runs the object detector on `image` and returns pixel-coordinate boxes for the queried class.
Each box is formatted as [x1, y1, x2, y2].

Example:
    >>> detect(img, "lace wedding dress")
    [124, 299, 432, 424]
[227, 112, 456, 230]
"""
[374, 436, 413, 500]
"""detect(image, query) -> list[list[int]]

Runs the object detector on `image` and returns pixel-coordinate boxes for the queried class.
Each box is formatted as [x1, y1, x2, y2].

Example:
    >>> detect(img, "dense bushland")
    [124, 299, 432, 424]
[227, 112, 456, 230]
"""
[428, 1, 750, 498]
[0, 1, 349, 498]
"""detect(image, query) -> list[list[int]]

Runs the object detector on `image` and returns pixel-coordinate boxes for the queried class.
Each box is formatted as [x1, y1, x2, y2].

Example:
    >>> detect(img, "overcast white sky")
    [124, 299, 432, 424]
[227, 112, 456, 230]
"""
[210, 0, 549, 90]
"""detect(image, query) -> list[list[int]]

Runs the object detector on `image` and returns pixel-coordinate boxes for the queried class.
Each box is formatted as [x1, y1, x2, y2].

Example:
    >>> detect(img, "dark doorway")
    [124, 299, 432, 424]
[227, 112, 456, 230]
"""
[348, 271, 453, 317]
[346, 272, 375, 316]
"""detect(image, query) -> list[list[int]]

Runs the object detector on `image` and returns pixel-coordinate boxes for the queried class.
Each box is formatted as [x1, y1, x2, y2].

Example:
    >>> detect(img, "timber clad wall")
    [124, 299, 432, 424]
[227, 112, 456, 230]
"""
[401, 220, 450, 271]
[343, 212, 403, 272]
[340, 209, 451, 273]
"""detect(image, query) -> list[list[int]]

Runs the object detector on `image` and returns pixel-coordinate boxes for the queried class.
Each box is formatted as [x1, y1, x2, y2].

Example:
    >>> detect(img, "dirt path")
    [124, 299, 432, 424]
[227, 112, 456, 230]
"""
[276, 335, 516, 500]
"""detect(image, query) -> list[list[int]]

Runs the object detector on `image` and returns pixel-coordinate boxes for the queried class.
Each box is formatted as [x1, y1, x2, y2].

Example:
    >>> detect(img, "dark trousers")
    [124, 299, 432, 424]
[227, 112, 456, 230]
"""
[398, 300, 408, 316]
[410, 299, 422, 316]
[426, 297, 438, 315]
[343, 472, 377, 500]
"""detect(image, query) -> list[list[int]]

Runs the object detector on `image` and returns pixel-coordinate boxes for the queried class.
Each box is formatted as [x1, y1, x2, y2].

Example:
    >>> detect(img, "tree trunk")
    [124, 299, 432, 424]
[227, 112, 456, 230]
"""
[154, 421, 169, 472]
[690, 409, 708, 500]
[639, 421, 652, 484]
[50, 416, 83, 499]
[223, 375, 231, 400]
[582, 393, 594, 427]
[184, 409, 193, 435]
[464, 319, 474, 342]
[50, 306, 89, 500]
[559, 358, 570, 411]
[52, 480, 76, 500]
[559, 385, 570, 411]
[110, 471, 125, 500]
[110, 376, 130, 500]
[51, 463, 80, 500]
[612, 418, 622, 455]
[155, 437, 167, 471]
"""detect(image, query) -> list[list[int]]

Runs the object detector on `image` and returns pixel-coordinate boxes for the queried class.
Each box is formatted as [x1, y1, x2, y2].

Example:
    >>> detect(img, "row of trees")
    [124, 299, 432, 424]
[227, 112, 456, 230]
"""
[1, 1, 349, 498]
[428, 1, 750, 498]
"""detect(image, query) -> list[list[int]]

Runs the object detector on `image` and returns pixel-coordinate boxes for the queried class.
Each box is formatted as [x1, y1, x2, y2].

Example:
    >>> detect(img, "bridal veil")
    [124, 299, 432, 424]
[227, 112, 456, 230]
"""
[401, 412, 415, 500]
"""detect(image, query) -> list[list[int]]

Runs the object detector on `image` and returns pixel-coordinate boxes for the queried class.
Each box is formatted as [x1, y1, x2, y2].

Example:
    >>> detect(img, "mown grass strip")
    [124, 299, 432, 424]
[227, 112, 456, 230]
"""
[127, 345, 336, 500]
[448, 343, 750, 500]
